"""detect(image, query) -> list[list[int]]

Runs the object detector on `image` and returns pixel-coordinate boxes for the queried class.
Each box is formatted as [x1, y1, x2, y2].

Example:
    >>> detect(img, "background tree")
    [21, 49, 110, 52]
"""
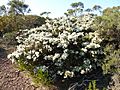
[40, 11, 51, 17]
[64, 2, 84, 16]
[93, 6, 120, 74]
[0, 5, 7, 16]
[85, 8, 92, 14]
[0, 0, 30, 16]
[7, 0, 31, 15]
[64, 12, 69, 17]
[70, 2, 84, 16]
[66, 9, 75, 16]
[93, 5, 102, 14]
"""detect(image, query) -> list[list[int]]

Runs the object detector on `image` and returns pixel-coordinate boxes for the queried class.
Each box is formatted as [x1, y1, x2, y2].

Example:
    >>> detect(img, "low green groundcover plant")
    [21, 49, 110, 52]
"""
[8, 14, 104, 84]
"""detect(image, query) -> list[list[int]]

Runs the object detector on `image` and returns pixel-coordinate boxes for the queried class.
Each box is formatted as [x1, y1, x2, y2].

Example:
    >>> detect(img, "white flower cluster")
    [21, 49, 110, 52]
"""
[8, 14, 104, 79]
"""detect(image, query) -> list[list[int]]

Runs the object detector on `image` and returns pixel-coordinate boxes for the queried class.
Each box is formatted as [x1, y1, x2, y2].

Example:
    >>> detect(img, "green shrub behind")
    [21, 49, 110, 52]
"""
[93, 6, 120, 74]
[0, 15, 45, 34]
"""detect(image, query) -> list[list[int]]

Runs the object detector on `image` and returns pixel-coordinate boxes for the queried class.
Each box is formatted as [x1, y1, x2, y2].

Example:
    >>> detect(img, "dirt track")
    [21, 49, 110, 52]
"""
[0, 48, 51, 90]
[0, 57, 37, 90]
[0, 48, 119, 90]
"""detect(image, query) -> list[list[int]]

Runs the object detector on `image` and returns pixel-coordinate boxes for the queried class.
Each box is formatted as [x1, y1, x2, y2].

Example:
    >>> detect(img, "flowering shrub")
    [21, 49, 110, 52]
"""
[8, 14, 104, 81]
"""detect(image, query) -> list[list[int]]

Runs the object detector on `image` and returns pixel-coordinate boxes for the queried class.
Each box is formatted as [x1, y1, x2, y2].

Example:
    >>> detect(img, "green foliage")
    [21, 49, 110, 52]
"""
[0, 0, 30, 16]
[16, 59, 34, 71]
[2, 31, 17, 46]
[87, 80, 97, 90]
[40, 11, 51, 17]
[93, 6, 120, 75]
[2, 2, 119, 88]
[16, 58, 52, 85]
[102, 46, 120, 74]
[8, 14, 105, 86]
[93, 6, 120, 49]
[64, 1, 102, 16]
[32, 69, 52, 85]
[71, 2, 84, 9]
[0, 15, 45, 34]
[88, 82, 92, 90]
[92, 5, 102, 13]
[65, 2, 84, 16]
[0, 5, 7, 15]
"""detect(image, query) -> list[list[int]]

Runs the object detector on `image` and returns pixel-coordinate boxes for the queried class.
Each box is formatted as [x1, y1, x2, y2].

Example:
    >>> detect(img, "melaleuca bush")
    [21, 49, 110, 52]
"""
[8, 14, 104, 80]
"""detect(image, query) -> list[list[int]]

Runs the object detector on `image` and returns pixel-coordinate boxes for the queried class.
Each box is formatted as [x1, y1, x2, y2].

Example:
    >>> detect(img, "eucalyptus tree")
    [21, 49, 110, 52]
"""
[66, 9, 75, 16]
[7, 0, 30, 15]
[64, 12, 69, 17]
[0, 0, 30, 16]
[85, 8, 92, 14]
[64, 2, 84, 17]
[70, 2, 84, 16]
[0, 5, 7, 16]
[103, 6, 120, 16]
[2, 0, 31, 15]
[40, 11, 51, 17]
[93, 5, 102, 14]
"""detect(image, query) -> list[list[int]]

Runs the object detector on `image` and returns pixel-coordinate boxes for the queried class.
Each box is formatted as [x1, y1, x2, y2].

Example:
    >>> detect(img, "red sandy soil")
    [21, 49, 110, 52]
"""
[0, 50, 56, 90]
[0, 48, 119, 90]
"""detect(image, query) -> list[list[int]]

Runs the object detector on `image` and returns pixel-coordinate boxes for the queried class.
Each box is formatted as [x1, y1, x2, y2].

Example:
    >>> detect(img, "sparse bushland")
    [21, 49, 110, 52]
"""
[0, 15, 45, 50]
[7, 14, 105, 88]
[0, 15, 45, 34]
[92, 6, 120, 90]
[93, 6, 120, 75]
[0, 1, 120, 90]
[6, 4, 120, 90]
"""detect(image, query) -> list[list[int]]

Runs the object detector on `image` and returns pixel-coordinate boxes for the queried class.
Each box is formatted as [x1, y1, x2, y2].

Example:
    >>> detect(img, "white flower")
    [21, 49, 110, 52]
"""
[61, 53, 68, 60]
[15, 54, 20, 58]
[63, 43, 68, 48]
[8, 14, 102, 78]
[47, 55, 53, 60]
[32, 50, 35, 53]
[86, 43, 100, 48]
[89, 65, 92, 69]
[86, 68, 90, 72]
[82, 42, 89, 46]
[63, 49, 68, 53]
[95, 44, 100, 48]
[26, 55, 31, 59]
[81, 70, 85, 74]
[44, 55, 53, 60]
[53, 53, 60, 61]
[75, 51, 79, 54]
[11, 58, 15, 63]
[64, 71, 74, 78]
[57, 71, 63, 75]
[39, 49, 42, 53]
[44, 56, 48, 60]
[12, 51, 22, 58]
[81, 48, 87, 52]
[7, 54, 12, 59]
[35, 52, 39, 57]
[43, 41, 48, 45]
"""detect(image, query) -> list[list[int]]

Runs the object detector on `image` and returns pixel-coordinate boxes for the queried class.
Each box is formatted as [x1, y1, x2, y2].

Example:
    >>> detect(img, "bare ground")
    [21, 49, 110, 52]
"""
[0, 57, 37, 90]
[0, 47, 119, 90]
[0, 48, 57, 90]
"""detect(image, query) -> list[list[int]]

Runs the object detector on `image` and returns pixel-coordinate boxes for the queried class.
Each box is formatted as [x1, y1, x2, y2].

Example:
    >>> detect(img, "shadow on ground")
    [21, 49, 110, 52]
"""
[54, 67, 112, 90]
[0, 48, 7, 58]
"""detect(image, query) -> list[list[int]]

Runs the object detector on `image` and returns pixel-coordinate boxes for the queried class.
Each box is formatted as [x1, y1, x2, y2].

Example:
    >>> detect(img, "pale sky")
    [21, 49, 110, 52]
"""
[0, 0, 120, 18]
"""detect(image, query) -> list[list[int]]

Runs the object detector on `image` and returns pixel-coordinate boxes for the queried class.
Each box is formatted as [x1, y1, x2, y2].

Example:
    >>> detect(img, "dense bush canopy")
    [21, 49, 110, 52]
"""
[8, 14, 104, 81]
[0, 15, 45, 34]
[0, 0, 119, 89]
[94, 6, 120, 49]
